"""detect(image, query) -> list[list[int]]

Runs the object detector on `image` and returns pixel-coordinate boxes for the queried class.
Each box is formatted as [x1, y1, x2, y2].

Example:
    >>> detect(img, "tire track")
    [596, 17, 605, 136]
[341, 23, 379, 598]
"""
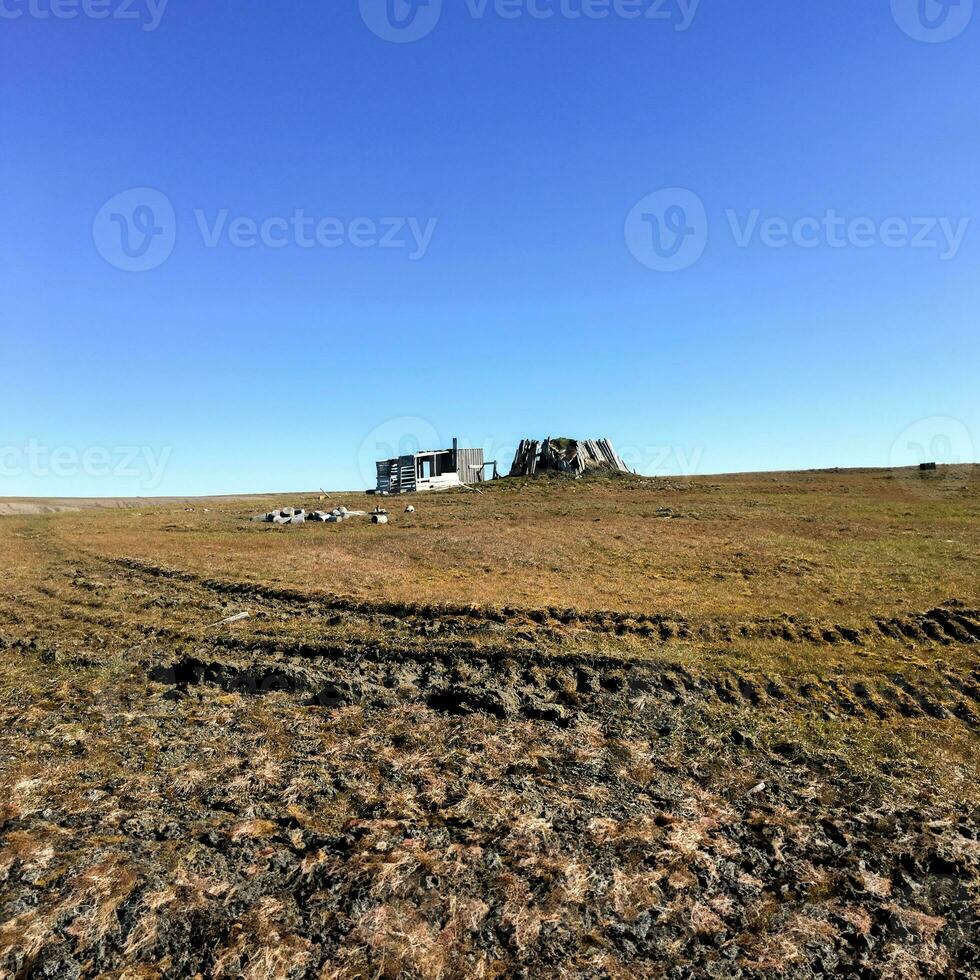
[102, 556, 980, 651]
[7, 552, 978, 728]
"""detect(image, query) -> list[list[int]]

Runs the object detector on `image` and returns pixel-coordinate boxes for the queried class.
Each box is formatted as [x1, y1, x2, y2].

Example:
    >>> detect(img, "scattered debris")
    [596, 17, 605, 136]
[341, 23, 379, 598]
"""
[258, 506, 373, 526]
[510, 437, 631, 477]
[309, 506, 368, 523]
[252, 508, 307, 525]
[405, 505, 416, 514]
[206, 611, 250, 628]
[371, 514, 389, 525]
[747, 781, 767, 796]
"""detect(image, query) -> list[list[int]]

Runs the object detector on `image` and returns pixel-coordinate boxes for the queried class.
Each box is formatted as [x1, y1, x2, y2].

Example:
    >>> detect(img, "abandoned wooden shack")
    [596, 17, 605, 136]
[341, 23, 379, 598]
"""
[375, 438, 491, 494]
[509, 437, 630, 477]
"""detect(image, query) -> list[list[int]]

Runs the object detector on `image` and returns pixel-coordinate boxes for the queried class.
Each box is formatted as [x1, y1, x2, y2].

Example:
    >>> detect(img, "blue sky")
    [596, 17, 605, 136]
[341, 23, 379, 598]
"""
[2, 0, 978, 495]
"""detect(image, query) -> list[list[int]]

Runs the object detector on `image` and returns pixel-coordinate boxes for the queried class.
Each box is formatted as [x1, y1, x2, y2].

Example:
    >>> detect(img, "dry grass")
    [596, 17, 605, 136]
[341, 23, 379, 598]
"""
[0, 468, 978, 978]
[8, 466, 975, 622]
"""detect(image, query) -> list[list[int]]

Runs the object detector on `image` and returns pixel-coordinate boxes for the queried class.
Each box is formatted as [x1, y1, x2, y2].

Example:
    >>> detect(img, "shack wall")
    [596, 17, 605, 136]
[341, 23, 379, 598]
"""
[455, 447, 485, 483]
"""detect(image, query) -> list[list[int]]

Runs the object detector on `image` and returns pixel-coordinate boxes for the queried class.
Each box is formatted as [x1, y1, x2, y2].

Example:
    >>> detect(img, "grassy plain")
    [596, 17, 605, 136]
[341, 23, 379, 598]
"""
[0, 466, 978, 978]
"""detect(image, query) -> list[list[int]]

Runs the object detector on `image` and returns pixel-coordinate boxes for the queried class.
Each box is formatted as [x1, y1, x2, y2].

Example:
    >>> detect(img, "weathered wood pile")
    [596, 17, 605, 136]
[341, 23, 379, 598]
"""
[509, 437, 630, 477]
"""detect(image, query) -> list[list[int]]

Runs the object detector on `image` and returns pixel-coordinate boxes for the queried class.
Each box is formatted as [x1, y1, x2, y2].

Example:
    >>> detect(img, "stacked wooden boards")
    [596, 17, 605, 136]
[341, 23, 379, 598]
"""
[509, 437, 630, 477]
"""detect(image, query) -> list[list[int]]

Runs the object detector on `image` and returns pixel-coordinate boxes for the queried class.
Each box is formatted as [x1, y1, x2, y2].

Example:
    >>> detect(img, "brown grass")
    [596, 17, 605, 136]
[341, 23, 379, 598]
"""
[6, 466, 975, 622]
[0, 468, 978, 978]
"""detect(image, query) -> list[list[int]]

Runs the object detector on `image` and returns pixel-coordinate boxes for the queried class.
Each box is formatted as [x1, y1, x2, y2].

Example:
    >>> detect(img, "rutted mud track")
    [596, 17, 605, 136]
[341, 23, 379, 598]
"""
[106, 557, 980, 649]
[3, 540, 980, 977]
[139, 643, 980, 731]
[2, 553, 979, 730]
[62, 556, 975, 730]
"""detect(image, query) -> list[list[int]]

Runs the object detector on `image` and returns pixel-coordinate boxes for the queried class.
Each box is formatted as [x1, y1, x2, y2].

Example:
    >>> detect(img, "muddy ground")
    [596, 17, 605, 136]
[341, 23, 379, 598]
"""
[1, 500, 978, 978]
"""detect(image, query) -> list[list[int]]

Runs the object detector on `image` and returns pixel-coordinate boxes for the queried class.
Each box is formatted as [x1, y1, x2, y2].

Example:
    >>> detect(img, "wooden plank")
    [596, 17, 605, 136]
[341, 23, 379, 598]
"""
[509, 440, 526, 478]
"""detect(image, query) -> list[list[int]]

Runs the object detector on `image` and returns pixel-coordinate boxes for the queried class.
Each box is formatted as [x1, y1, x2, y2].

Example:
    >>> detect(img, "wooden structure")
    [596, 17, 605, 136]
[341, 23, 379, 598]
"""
[509, 437, 629, 477]
[376, 438, 486, 494]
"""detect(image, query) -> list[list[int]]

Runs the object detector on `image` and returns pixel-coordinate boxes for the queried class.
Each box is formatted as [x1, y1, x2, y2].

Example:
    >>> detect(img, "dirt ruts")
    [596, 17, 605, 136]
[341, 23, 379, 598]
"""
[139, 637, 980, 731]
[103, 556, 980, 651]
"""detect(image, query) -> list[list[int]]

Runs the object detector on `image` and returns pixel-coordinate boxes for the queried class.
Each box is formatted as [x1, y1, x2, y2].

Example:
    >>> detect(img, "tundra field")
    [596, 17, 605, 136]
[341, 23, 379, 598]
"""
[1, 467, 979, 979]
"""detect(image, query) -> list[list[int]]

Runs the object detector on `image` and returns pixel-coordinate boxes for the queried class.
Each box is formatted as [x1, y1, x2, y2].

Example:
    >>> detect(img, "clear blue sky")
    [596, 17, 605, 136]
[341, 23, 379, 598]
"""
[2, 0, 978, 495]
